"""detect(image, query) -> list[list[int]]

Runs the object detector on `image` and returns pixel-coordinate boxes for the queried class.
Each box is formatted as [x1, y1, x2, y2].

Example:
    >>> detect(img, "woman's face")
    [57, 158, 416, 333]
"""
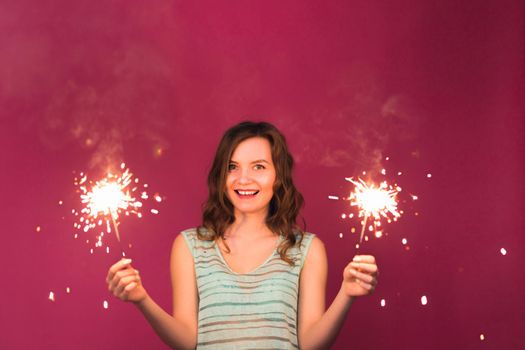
[226, 137, 276, 218]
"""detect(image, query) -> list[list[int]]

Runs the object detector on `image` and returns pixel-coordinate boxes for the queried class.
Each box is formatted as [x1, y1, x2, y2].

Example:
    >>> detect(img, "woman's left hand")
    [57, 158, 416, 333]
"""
[341, 255, 378, 297]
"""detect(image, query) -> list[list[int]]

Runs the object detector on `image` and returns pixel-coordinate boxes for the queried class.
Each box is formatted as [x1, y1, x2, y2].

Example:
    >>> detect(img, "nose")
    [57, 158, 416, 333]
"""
[237, 168, 252, 185]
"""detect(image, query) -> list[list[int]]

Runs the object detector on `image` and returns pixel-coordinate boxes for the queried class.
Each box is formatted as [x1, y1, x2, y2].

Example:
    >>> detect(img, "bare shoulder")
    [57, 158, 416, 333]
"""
[298, 235, 327, 337]
[170, 231, 198, 330]
[304, 235, 327, 267]
[172, 231, 188, 249]
[171, 230, 194, 262]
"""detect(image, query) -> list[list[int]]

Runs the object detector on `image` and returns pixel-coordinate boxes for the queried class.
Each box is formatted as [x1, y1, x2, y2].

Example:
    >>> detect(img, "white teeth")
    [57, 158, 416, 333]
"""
[237, 190, 258, 195]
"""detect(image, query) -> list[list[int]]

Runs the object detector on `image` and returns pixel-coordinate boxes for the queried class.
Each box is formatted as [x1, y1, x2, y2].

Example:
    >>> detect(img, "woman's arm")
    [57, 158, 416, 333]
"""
[297, 237, 378, 350]
[106, 234, 198, 350]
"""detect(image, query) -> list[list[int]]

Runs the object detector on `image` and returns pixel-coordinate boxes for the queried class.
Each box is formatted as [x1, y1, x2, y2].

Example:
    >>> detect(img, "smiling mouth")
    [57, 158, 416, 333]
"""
[234, 190, 260, 197]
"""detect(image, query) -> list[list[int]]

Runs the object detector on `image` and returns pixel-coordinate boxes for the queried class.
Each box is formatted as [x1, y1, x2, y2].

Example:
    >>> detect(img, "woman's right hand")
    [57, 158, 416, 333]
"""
[106, 258, 147, 304]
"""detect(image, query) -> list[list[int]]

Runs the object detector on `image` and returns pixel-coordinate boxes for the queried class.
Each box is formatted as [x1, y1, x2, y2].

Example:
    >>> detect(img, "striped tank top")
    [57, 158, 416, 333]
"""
[181, 228, 315, 350]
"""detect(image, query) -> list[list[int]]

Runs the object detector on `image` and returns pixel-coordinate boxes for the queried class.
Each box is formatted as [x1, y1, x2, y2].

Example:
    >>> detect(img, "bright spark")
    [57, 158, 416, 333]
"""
[421, 295, 428, 305]
[48, 291, 55, 302]
[347, 177, 401, 243]
[500, 248, 507, 256]
[73, 163, 160, 252]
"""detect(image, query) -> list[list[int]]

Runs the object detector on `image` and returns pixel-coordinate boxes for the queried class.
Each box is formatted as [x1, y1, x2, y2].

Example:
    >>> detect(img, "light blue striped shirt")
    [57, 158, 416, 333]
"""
[182, 228, 315, 349]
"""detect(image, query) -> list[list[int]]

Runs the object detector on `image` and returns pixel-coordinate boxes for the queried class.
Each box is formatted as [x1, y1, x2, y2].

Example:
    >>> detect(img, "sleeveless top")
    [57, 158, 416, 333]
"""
[181, 228, 315, 350]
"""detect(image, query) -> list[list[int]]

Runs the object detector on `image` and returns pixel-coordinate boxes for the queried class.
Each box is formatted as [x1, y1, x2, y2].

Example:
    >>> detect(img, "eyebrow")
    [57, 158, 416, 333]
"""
[229, 159, 271, 164]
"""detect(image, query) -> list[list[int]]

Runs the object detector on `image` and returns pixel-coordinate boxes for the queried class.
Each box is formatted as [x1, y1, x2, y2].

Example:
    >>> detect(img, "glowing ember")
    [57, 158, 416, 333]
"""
[328, 195, 339, 200]
[380, 299, 386, 307]
[103, 300, 109, 309]
[74, 164, 140, 244]
[48, 291, 55, 302]
[72, 163, 160, 254]
[421, 295, 428, 305]
[480, 334, 485, 341]
[36, 226, 41, 232]
[346, 177, 401, 243]
[339, 232, 343, 238]
[66, 287, 71, 294]
[402, 238, 408, 245]
[500, 248, 507, 256]
[427, 173, 432, 178]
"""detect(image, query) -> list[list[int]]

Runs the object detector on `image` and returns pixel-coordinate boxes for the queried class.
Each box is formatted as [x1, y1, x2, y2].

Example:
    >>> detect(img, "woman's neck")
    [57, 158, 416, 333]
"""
[227, 211, 274, 239]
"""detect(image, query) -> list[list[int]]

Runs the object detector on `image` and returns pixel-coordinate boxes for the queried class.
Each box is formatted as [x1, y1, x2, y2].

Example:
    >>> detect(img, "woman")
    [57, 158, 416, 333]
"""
[107, 121, 378, 349]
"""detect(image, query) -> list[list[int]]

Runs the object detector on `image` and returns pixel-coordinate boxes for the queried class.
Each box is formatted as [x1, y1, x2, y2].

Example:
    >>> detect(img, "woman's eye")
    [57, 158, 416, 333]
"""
[254, 164, 265, 170]
[228, 163, 237, 171]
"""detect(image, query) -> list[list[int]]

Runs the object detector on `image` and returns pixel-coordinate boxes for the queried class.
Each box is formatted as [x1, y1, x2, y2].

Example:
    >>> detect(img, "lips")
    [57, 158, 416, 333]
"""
[234, 189, 260, 197]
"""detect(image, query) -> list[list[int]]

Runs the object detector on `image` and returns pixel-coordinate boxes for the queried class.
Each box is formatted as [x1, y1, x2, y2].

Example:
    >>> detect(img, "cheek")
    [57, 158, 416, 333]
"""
[265, 173, 277, 192]
[225, 174, 235, 189]
[224, 176, 235, 200]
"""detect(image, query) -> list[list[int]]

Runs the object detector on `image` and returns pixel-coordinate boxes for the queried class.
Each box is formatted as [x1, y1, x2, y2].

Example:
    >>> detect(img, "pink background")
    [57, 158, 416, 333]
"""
[1, 1, 524, 349]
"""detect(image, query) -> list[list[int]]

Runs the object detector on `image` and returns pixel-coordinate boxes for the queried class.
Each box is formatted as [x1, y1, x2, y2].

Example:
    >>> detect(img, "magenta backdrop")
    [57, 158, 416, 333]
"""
[1, 1, 524, 349]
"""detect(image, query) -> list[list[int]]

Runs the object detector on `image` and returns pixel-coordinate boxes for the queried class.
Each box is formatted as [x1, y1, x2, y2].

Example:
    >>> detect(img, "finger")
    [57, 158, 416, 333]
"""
[115, 274, 141, 296]
[353, 255, 376, 264]
[349, 262, 378, 275]
[113, 276, 138, 296]
[106, 258, 133, 283]
[356, 278, 375, 292]
[109, 268, 138, 292]
[124, 282, 138, 292]
[349, 269, 374, 284]
[118, 282, 138, 301]
[112, 269, 140, 292]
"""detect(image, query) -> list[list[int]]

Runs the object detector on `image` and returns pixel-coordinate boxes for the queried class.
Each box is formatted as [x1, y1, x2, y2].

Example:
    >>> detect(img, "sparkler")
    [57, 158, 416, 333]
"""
[72, 163, 159, 256]
[346, 177, 401, 245]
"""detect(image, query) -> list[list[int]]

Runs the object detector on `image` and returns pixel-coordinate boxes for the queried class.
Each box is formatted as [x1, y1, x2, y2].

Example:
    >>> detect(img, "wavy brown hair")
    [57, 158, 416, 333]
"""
[197, 121, 304, 265]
